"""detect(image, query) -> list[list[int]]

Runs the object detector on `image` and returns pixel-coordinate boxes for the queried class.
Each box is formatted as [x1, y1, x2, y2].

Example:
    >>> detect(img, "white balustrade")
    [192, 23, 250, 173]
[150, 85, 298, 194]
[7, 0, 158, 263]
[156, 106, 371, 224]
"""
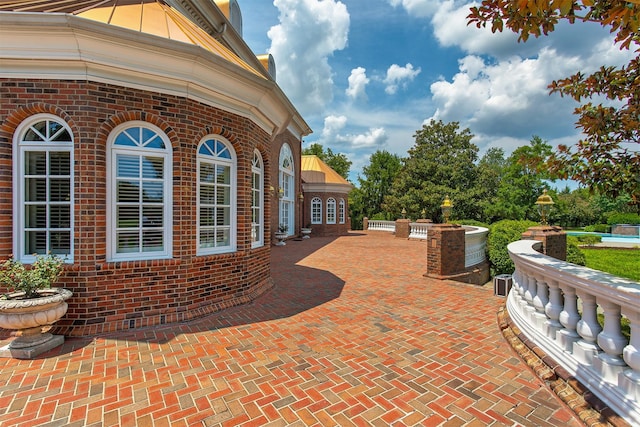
[507, 239, 640, 425]
[367, 220, 396, 232]
[408, 222, 430, 240]
[463, 226, 488, 268]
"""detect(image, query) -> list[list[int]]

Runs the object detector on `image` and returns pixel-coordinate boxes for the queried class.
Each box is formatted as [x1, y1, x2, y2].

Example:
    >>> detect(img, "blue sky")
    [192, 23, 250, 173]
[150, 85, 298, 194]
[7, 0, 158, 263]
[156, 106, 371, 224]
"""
[239, 0, 631, 184]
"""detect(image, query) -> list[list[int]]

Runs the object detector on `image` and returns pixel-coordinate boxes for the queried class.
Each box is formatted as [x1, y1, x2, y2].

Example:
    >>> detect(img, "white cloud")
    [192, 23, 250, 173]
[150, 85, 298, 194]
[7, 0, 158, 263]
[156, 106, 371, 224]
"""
[383, 63, 421, 94]
[267, 0, 350, 116]
[346, 67, 370, 100]
[388, 0, 441, 17]
[321, 114, 348, 139]
[318, 115, 388, 149]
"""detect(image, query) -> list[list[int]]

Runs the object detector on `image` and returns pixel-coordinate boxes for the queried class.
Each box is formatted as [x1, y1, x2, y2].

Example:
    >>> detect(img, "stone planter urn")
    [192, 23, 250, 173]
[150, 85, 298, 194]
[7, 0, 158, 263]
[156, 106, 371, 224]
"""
[0, 288, 72, 359]
[274, 232, 288, 246]
[301, 228, 312, 239]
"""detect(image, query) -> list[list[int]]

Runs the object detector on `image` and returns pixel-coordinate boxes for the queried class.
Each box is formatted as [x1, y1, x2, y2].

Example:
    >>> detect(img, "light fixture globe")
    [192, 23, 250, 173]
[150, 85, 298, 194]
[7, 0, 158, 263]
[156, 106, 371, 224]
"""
[535, 189, 554, 225]
[441, 195, 453, 223]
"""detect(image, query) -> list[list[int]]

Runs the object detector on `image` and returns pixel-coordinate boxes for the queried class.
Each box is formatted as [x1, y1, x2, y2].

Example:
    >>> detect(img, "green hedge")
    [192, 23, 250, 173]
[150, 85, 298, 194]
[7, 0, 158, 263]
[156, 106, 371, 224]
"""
[488, 220, 537, 276]
[607, 212, 640, 225]
[584, 224, 610, 233]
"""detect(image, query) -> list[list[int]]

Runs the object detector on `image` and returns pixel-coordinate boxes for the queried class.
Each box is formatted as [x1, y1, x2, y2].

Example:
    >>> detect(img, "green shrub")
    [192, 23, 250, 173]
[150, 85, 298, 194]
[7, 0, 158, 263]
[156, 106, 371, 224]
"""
[566, 242, 586, 265]
[584, 224, 610, 233]
[488, 219, 538, 276]
[456, 219, 490, 228]
[607, 212, 640, 225]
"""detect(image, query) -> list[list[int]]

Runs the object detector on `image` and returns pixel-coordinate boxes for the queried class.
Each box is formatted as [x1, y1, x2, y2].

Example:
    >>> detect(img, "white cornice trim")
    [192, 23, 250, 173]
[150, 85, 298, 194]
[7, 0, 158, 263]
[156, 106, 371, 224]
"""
[302, 182, 353, 194]
[0, 12, 312, 139]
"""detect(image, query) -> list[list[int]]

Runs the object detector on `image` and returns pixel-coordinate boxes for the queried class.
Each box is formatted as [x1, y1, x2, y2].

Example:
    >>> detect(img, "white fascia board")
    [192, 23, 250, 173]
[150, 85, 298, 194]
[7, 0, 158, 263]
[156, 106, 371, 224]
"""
[0, 12, 309, 137]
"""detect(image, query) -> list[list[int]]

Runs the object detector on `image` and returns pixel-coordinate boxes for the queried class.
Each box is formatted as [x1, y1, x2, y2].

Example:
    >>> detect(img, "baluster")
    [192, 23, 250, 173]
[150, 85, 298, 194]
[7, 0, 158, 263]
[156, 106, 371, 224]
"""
[575, 292, 602, 365]
[544, 279, 563, 339]
[532, 275, 549, 330]
[594, 300, 628, 383]
[557, 285, 580, 352]
[523, 275, 537, 320]
[622, 311, 640, 400]
[517, 269, 529, 312]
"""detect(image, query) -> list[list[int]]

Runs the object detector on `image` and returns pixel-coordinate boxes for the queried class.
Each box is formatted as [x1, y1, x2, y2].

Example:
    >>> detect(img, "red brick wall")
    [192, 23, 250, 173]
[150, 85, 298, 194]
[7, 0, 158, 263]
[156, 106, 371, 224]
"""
[0, 78, 292, 336]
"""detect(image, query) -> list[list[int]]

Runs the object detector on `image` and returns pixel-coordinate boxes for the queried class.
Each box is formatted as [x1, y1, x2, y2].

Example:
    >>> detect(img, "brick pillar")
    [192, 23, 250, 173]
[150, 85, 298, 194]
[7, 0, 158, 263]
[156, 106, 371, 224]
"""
[395, 219, 410, 238]
[363, 217, 369, 230]
[521, 226, 567, 261]
[424, 224, 465, 278]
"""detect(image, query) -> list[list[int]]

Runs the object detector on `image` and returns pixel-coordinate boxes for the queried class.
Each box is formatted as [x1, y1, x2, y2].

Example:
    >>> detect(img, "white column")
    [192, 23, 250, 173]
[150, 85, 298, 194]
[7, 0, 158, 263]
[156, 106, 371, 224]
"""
[575, 292, 603, 365]
[544, 279, 563, 339]
[594, 300, 628, 383]
[622, 311, 640, 400]
[557, 285, 581, 352]
[532, 275, 549, 330]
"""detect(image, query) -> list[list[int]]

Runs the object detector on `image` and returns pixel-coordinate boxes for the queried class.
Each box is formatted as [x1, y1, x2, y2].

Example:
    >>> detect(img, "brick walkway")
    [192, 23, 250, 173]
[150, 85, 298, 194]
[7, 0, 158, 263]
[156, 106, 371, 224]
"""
[0, 232, 584, 426]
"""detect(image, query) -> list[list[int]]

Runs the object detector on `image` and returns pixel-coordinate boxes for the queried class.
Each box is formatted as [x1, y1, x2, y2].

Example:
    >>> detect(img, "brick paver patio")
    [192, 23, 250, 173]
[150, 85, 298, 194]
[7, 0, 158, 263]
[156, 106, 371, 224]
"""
[0, 232, 584, 426]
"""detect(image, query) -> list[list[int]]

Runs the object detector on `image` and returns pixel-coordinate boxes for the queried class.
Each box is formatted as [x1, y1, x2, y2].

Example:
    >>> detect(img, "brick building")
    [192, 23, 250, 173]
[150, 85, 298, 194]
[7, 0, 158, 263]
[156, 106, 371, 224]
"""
[301, 155, 353, 237]
[0, 1, 311, 336]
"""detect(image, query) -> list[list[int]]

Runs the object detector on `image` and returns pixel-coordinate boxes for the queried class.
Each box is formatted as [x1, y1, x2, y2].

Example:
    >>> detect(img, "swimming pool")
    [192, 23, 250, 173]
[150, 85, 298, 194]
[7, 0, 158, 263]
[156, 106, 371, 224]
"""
[566, 231, 640, 245]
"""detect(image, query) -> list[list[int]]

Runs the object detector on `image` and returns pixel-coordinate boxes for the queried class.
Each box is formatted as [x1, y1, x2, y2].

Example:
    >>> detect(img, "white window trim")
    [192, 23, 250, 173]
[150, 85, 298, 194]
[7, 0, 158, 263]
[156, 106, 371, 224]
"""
[196, 136, 237, 255]
[311, 197, 322, 225]
[13, 113, 75, 264]
[339, 198, 346, 224]
[107, 121, 173, 262]
[326, 198, 336, 224]
[279, 144, 295, 236]
[251, 150, 264, 249]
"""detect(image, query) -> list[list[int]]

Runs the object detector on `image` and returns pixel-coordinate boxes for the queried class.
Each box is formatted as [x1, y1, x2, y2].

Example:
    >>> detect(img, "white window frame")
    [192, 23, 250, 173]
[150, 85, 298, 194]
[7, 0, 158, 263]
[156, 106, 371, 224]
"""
[107, 121, 173, 262]
[251, 150, 264, 249]
[311, 197, 322, 225]
[279, 144, 295, 236]
[197, 136, 237, 255]
[326, 198, 336, 224]
[339, 198, 346, 224]
[13, 114, 74, 263]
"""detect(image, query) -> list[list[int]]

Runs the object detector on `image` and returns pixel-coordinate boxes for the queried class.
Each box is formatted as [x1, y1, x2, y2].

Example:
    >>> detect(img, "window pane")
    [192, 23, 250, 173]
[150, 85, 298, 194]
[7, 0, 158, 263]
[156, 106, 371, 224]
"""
[25, 178, 46, 202]
[114, 130, 138, 147]
[117, 155, 140, 177]
[49, 205, 71, 228]
[117, 206, 139, 228]
[117, 231, 139, 253]
[50, 231, 71, 254]
[26, 121, 47, 141]
[117, 181, 140, 202]
[216, 228, 230, 245]
[142, 230, 163, 252]
[142, 182, 163, 202]
[200, 184, 215, 204]
[25, 205, 46, 228]
[200, 229, 214, 247]
[142, 128, 165, 149]
[25, 152, 46, 175]
[51, 127, 72, 142]
[216, 165, 230, 184]
[142, 206, 163, 227]
[49, 152, 70, 175]
[142, 156, 163, 179]
[49, 179, 70, 202]
[200, 207, 214, 226]
[216, 207, 230, 225]
[25, 230, 46, 254]
[200, 163, 215, 183]
[217, 186, 230, 205]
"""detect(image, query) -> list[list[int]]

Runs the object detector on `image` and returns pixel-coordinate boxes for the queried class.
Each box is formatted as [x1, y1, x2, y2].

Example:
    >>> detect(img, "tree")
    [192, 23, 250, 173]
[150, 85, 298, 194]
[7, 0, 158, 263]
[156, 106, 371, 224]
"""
[357, 150, 403, 219]
[476, 147, 506, 222]
[383, 120, 481, 221]
[302, 143, 352, 180]
[484, 136, 553, 221]
[468, 0, 640, 209]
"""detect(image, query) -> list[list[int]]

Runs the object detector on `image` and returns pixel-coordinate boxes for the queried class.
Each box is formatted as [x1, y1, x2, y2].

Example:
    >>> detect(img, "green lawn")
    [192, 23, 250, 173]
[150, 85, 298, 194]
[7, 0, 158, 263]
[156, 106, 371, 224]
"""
[582, 248, 640, 282]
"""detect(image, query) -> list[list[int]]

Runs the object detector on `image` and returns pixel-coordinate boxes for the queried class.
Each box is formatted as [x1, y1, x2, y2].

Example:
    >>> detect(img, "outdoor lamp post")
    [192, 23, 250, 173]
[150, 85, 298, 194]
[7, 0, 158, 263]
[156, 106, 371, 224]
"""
[441, 195, 453, 223]
[535, 189, 554, 225]
[401, 208, 406, 219]
[421, 208, 426, 219]
[278, 187, 284, 199]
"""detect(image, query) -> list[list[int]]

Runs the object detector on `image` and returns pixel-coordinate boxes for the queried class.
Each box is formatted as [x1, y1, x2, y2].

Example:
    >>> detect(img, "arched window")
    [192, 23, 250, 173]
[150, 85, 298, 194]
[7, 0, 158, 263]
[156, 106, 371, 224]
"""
[251, 150, 264, 248]
[311, 197, 322, 224]
[339, 198, 346, 224]
[326, 198, 336, 224]
[197, 136, 236, 255]
[108, 122, 172, 261]
[279, 144, 295, 235]
[14, 114, 74, 263]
